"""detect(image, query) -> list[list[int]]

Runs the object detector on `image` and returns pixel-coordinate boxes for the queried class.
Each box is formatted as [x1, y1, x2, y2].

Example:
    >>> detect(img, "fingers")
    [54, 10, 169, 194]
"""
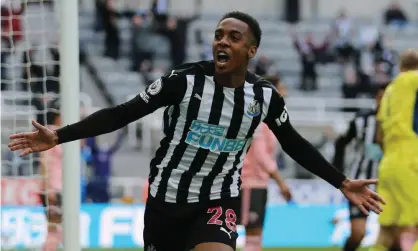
[9, 132, 33, 140]
[371, 191, 386, 205]
[21, 148, 33, 157]
[32, 120, 45, 130]
[362, 179, 378, 185]
[363, 200, 382, 215]
[358, 204, 369, 216]
[9, 144, 27, 152]
[8, 138, 27, 148]
[367, 197, 383, 213]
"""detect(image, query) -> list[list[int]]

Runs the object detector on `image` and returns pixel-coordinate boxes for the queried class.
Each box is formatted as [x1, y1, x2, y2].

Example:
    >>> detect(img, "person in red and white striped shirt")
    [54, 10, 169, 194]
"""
[240, 76, 292, 251]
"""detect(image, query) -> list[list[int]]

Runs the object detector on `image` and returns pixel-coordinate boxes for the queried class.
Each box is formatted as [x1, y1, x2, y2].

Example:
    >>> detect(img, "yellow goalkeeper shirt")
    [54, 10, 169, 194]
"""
[377, 70, 418, 157]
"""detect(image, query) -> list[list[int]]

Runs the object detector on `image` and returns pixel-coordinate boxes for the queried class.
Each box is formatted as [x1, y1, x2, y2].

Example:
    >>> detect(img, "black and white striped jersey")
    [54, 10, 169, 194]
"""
[141, 61, 288, 203]
[333, 110, 379, 182]
[57, 60, 346, 204]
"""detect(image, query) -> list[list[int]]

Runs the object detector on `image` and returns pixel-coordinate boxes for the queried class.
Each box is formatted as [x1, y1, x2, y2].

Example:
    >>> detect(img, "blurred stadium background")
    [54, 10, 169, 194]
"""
[1, 0, 415, 249]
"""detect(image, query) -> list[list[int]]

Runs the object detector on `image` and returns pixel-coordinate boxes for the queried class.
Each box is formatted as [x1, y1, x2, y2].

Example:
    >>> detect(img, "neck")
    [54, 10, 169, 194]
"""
[214, 67, 247, 88]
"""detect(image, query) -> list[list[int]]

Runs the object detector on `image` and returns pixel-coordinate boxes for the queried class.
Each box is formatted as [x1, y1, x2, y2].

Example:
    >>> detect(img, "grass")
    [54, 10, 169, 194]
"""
[83, 248, 365, 251]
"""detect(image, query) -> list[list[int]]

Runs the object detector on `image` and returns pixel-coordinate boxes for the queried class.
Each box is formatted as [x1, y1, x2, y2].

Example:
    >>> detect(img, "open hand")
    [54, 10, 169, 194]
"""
[8, 120, 58, 156]
[340, 179, 385, 216]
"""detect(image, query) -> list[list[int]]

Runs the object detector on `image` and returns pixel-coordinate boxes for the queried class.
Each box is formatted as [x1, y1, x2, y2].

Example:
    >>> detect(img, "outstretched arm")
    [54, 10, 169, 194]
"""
[56, 73, 187, 144]
[263, 90, 346, 189]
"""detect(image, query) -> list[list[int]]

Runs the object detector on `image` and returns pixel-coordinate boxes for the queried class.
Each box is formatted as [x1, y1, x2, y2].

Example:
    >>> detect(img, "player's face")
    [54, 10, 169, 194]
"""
[213, 18, 257, 74]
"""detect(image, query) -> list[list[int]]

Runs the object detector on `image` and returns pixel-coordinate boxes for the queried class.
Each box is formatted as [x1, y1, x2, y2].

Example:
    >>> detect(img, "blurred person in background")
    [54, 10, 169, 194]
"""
[333, 9, 356, 63]
[333, 85, 401, 251]
[1, 0, 25, 91]
[291, 30, 332, 91]
[241, 76, 292, 251]
[22, 47, 61, 125]
[372, 37, 398, 93]
[85, 129, 125, 203]
[371, 49, 418, 251]
[253, 55, 272, 76]
[102, 0, 125, 60]
[357, 19, 379, 50]
[131, 11, 155, 72]
[39, 99, 63, 251]
[94, 0, 105, 32]
[383, 1, 408, 28]
[162, 15, 200, 68]
[150, 0, 169, 29]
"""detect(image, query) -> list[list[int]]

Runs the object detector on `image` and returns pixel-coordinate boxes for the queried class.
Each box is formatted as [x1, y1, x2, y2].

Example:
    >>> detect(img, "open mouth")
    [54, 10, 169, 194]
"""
[216, 51, 230, 64]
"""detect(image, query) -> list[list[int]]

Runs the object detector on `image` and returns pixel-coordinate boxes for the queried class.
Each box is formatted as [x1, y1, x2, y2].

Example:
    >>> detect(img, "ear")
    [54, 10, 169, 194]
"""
[248, 46, 257, 59]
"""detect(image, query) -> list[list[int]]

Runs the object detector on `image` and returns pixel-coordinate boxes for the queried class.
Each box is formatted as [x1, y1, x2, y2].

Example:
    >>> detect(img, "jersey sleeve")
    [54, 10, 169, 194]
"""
[56, 70, 187, 144]
[138, 71, 187, 110]
[263, 89, 346, 189]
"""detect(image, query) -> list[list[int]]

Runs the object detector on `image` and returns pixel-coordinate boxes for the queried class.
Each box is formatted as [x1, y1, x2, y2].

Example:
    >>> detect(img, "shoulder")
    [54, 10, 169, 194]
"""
[245, 72, 282, 101]
[245, 72, 276, 89]
[164, 60, 215, 79]
[394, 71, 418, 84]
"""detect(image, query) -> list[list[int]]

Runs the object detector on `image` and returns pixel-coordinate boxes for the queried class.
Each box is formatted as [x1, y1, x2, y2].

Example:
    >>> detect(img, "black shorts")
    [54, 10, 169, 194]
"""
[40, 192, 62, 216]
[241, 188, 268, 229]
[144, 196, 240, 251]
[348, 201, 367, 219]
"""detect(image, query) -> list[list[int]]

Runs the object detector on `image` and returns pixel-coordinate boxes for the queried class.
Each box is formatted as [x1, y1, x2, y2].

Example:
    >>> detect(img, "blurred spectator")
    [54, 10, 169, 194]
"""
[22, 48, 61, 125]
[384, 1, 408, 28]
[370, 36, 398, 92]
[195, 29, 212, 61]
[150, 0, 169, 30]
[1, 1, 25, 90]
[103, 0, 121, 60]
[163, 16, 198, 68]
[333, 10, 356, 62]
[357, 19, 379, 48]
[254, 55, 271, 76]
[85, 130, 125, 203]
[94, 0, 105, 32]
[292, 31, 331, 91]
[334, 10, 353, 43]
[131, 11, 155, 72]
[23, 48, 60, 94]
[23, 48, 60, 125]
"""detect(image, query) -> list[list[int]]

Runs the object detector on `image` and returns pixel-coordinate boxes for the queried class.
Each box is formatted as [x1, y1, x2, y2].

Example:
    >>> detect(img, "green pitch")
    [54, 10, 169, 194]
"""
[84, 248, 366, 251]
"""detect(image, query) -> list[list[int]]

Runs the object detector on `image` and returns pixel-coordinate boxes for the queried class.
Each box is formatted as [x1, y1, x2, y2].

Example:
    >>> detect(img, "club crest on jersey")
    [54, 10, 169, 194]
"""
[147, 79, 163, 95]
[247, 100, 261, 117]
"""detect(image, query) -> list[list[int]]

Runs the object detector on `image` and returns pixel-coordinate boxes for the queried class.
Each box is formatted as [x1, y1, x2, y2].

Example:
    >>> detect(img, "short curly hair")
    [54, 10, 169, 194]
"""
[219, 11, 262, 47]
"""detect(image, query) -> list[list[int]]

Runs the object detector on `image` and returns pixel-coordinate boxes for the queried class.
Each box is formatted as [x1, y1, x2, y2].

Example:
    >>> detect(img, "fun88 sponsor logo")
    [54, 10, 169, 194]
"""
[185, 120, 247, 153]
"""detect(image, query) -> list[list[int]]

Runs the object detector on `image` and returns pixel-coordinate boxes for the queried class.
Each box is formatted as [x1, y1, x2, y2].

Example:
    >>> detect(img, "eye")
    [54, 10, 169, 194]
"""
[214, 33, 221, 40]
[232, 36, 240, 42]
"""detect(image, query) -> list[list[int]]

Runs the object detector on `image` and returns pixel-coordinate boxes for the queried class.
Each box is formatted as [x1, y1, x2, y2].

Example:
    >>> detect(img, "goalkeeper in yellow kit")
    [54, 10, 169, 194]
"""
[371, 49, 418, 251]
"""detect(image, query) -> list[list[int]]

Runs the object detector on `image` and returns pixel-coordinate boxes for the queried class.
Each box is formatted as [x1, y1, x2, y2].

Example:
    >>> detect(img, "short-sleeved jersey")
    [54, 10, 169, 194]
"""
[137, 61, 290, 203]
[377, 70, 418, 155]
